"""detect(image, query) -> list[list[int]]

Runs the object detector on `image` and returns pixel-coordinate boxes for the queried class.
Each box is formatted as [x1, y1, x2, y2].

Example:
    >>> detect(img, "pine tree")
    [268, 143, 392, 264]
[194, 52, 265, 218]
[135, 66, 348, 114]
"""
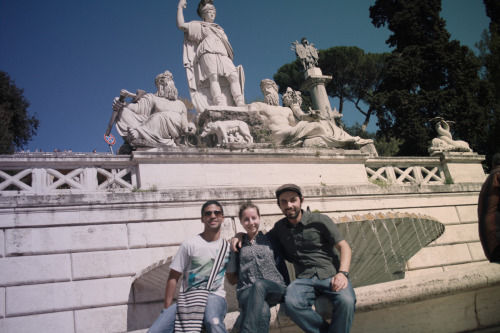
[0, 71, 39, 154]
[370, 0, 492, 156]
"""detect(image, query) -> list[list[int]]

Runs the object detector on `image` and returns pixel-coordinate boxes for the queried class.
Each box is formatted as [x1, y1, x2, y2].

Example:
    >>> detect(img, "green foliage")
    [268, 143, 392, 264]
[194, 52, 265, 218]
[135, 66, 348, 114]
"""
[0, 71, 39, 154]
[477, 0, 500, 166]
[343, 122, 376, 140]
[318, 47, 389, 127]
[273, 61, 313, 110]
[369, 0, 494, 156]
[273, 47, 389, 128]
[373, 134, 404, 157]
[343, 122, 402, 156]
[369, 178, 391, 187]
[132, 185, 158, 192]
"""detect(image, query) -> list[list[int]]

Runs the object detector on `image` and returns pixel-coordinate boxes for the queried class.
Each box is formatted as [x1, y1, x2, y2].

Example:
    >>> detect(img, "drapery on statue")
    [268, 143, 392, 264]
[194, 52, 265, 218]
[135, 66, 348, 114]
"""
[177, 0, 245, 113]
[249, 79, 372, 148]
[292, 37, 319, 71]
[111, 70, 195, 149]
[428, 117, 472, 154]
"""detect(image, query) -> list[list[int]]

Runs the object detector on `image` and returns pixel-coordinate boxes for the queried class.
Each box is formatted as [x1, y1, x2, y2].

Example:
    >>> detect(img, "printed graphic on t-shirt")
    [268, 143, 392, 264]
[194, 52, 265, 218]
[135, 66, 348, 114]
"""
[186, 248, 227, 292]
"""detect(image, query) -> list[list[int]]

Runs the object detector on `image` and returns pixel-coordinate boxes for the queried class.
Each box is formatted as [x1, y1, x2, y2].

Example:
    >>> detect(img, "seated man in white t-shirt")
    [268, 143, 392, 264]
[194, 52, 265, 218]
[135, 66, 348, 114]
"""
[148, 200, 231, 333]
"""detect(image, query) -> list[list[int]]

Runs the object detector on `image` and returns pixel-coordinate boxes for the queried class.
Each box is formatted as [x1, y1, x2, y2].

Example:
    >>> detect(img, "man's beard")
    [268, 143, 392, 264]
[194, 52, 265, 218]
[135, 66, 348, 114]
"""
[264, 91, 279, 106]
[157, 83, 178, 100]
[284, 206, 301, 220]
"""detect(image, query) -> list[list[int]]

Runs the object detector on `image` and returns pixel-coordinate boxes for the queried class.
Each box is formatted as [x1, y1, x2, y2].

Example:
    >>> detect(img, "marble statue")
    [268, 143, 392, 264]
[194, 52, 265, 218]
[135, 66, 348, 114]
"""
[292, 37, 319, 70]
[249, 79, 372, 148]
[200, 120, 253, 145]
[177, 0, 245, 113]
[429, 117, 472, 154]
[112, 70, 195, 148]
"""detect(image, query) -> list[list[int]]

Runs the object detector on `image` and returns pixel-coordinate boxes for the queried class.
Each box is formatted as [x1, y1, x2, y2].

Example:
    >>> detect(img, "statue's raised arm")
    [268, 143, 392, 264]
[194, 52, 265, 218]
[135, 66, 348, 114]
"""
[177, 0, 188, 31]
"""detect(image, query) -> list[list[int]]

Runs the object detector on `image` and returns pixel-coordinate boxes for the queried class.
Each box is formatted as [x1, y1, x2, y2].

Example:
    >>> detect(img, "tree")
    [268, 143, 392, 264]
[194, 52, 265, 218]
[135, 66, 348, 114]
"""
[0, 71, 39, 154]
[273, 47, 389, 130]
[369, 0, 493, 156]
[273, 61, 313, 109]
[318, 47, 389, 129]
[344, 122, 403, 156]
[477, 0, 500, 168]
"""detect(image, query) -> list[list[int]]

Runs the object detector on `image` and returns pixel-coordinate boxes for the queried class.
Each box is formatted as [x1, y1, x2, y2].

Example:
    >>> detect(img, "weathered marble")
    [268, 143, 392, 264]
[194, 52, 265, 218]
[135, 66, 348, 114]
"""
[292, 38, 319, 71]
[249, 79, 374, 150]
[429, 117, 472, 155]
[200, 120, 253, 145]
[111, 71, 195, 149]
[177, 0, 245, 112]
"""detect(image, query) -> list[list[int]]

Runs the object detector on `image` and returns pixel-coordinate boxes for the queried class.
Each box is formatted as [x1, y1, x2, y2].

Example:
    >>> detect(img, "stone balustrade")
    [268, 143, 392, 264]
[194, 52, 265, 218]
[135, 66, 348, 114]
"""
[0, 150, 486, 194]
[0, 153, 137, 193]
[0, 147, 498, 332]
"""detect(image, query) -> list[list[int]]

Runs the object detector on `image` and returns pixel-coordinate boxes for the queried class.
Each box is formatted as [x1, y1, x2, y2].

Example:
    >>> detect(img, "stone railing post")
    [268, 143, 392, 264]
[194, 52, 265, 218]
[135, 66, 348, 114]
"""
[438, 152, 486, 183]
[32, 168, 47, 193]
[83, 167, 98, 191]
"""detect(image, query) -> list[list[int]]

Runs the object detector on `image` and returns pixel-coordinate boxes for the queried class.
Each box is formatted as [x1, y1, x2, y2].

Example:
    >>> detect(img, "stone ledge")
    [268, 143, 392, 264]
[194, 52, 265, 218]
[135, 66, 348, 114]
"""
[352, 263, 500, 312]
[245, 263, 500, 332]
[128, 263, 500, 332]
[0, 183, 483, 209]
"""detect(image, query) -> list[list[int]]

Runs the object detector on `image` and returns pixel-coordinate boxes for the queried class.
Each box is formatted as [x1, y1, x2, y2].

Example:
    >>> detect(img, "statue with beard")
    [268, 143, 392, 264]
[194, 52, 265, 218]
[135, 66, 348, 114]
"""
[248, 79, 327, 146]
[112, 70, 195, 148]
[249, 79, 373, 149]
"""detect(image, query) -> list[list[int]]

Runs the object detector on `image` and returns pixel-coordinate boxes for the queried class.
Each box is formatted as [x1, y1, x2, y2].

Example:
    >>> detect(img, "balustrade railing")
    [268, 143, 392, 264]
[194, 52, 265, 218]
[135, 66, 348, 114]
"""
[0, 154, 460, 194]
[0, 154, 137, 193]
[365, 157, 446, 185]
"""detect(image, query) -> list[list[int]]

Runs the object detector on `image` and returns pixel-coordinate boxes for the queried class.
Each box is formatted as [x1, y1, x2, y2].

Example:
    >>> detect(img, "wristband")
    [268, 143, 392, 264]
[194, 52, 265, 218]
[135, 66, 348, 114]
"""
[338, 271, 349, 278]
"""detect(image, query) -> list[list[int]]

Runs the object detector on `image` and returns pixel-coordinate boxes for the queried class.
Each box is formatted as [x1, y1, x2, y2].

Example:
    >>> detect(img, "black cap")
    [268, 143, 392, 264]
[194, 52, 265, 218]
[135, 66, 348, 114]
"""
[275, 184, 303, 200]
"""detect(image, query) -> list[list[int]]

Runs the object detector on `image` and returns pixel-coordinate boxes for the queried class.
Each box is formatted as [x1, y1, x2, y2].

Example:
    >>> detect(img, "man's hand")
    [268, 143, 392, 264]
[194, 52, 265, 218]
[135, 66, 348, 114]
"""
[178, 0, 187, 9]
[331, 273, 348, 292]
[230, 232, 245, 252]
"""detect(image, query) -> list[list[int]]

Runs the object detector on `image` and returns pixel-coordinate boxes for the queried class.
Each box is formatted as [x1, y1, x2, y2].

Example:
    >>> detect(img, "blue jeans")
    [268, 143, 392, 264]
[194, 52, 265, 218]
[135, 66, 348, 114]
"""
[148, 293, 228, 333]
[284, 274, 356, 333]
[237, 279, 286, 333]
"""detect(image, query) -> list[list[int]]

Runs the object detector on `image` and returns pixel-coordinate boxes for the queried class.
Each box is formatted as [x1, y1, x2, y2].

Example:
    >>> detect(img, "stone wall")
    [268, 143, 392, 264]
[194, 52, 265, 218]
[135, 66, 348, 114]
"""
[0, 150, 499, 333]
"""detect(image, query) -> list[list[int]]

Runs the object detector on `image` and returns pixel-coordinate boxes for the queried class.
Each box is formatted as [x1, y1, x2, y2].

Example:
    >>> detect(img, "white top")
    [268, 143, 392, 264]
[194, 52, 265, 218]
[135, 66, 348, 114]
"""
[170, 234, 230, 298]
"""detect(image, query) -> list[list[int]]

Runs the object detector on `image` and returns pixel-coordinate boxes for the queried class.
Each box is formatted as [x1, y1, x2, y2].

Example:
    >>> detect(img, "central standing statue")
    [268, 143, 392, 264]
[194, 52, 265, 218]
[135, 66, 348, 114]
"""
[177, 0, 245, 113]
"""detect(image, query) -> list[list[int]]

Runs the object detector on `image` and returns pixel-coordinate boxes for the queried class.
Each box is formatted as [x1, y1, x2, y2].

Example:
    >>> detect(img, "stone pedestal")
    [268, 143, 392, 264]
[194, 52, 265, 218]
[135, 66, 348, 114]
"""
[301, 68, 332, 117]
[437, 152, 486, 183]
[133, 148, 370, 190]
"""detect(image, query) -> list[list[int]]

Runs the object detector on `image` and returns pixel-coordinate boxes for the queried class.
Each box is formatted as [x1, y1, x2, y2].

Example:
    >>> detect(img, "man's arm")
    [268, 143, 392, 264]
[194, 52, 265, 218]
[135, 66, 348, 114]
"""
[225, 250, 239, 285]
[164, 269, 182, 308]
[331, 240, 352, 292]
[230, 232, 245, 252]
[226, 272, 238, 285]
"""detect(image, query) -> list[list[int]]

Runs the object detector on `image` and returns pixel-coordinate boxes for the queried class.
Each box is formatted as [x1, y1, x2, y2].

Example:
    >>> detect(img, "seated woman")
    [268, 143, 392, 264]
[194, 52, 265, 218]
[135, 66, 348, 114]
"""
[226, 203, 289, 333]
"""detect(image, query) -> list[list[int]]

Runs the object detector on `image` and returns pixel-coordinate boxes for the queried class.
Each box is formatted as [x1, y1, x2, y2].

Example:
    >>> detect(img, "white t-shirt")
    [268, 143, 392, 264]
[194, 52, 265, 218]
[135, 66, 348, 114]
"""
[170, 234, 230, 298]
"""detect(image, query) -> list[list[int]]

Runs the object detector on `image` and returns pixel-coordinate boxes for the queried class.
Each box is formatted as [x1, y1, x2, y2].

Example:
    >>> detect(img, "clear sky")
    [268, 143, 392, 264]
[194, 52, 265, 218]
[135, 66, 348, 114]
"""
[0, 0, 490, 153]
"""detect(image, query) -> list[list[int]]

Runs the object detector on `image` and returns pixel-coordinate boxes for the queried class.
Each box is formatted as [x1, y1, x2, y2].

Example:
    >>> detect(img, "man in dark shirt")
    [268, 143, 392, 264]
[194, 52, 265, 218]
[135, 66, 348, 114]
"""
[478, 153, 500, 263]
[233, 184, 356, 332]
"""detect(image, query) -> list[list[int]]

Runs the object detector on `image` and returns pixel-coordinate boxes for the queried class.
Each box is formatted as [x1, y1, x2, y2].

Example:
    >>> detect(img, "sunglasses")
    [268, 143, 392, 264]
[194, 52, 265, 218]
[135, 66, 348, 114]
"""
[203, 210, 222, 217]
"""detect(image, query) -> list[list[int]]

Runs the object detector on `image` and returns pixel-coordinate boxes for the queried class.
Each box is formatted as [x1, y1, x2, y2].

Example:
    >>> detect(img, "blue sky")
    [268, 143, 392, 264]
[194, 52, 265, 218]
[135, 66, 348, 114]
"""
[0, 0, 490, 153]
